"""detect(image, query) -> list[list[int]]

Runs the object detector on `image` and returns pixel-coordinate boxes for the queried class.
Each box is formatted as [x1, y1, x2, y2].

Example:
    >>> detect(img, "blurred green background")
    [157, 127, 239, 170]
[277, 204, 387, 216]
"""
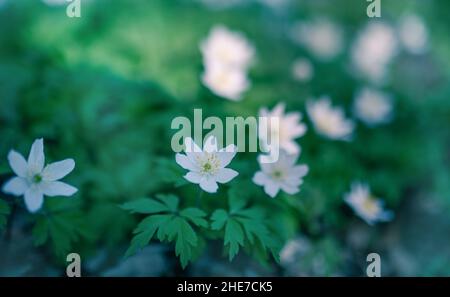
[0, 0, 449, 276]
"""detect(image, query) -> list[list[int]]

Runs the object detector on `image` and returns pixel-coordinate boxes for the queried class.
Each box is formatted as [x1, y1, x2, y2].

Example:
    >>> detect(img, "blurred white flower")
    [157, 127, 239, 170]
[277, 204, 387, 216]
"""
[201, 61, 250, 101]
[259, 103, 307, 154]
[344, 182, 394, 225]
[306, 97, 354, 141]
[292, 58, 314, 82]
[253, 150, 308, 198]
[200, 25, 255, 100]
[2, 138, 77, 213]
[291, 19, 344, 61]
[398, 14, 429, 55]
[280, 237, 306, 266]
[353, 87, 393, 126]
[351, 22, 398, 84]
[201, 25, 255, 70]
[176, 136, 238, 193]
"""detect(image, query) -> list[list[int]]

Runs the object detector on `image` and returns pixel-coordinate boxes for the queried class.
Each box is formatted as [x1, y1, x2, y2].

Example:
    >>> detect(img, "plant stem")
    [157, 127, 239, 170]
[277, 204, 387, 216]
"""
[196, 188, 204, 208]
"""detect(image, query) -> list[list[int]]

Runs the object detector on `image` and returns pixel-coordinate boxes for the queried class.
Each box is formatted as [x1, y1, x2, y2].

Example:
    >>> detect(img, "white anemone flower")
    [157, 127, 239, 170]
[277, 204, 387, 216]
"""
[344, 182, 394, 225]
[201, 25, 255, 70]
[306, 97, 354, 141]
[292, 58, 314, 82]
[176, 136, 238, 193]
[2, 138, 78, 213]
[201, 61, 250, 101]
[253, 150, 308, 198]
[353, 87, 393, 126]
[398, 14, 429, 55]
[259, 103, 307, 154]
[291, 19, 344, 61]
[351, 22, 398, 84]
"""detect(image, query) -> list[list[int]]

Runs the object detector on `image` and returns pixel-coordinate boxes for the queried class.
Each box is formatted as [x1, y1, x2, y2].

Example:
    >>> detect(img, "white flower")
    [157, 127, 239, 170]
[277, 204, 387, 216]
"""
[253, 150, 308, 198]
[292, 58, 314, 82]
[291, 19, 344, 61]
[175, 136, 238, 193]
[344, 182, 394, 225]
[259, 103, 307, 154]
[201, 61, 250, 101]
[306, 96, 354, 141]
[398, 14, 429, 55]
[353, 87, 393, 126]
[2, 138, 78, 213]
[201, 25, 255, 70]
[351, 22, 398, 83]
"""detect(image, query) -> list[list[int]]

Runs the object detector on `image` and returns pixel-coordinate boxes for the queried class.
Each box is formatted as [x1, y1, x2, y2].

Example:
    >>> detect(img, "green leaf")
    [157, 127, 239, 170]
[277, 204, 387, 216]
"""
[32, 210, 88, 261]
[211, 209, 228, 230]
[210, 194, 281, 263]
[156, 194, 179, 212]
[124, 195, 206, 268]
[224, 218, 244, 260]
[180, 208, 208, 228]
[121, 198, 168, 214]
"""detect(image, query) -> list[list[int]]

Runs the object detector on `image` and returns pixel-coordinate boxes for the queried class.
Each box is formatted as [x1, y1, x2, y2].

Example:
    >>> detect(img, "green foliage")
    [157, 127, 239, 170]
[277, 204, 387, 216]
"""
[122, 194, 208, 268]
[0, 200, 10, 232]
[0, 0, 449, 276]
[211, 193, 281, 262]
[32, 200, 89, 261]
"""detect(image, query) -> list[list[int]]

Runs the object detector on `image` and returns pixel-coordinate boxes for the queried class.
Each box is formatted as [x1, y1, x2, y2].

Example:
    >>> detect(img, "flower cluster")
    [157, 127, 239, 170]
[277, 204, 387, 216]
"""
[200, 25, 255, 101]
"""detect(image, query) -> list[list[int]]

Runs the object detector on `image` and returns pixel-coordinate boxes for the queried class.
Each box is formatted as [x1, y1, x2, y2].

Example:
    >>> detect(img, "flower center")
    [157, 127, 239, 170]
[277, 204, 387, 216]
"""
[271, 170, 284, 180]
[33, 174, 43, 184]
[362, 197, 379, 216]
[203, 162, 212, 172]
[198, 153, 221, 175]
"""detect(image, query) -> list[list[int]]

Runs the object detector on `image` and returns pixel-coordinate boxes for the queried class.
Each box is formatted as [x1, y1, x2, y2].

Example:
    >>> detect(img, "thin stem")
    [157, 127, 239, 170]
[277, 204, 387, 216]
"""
[196, 188, 204, 208]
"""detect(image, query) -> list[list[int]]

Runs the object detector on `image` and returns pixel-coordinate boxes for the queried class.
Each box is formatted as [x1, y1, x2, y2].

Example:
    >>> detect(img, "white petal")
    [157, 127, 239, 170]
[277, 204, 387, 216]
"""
[281, 141, 300, 155]
[264, 182, 280, 198]
[184, 137, 202, 153]
[204, 135, 218, 153]
[176, 153, 197, 171]
[280, 183, 300, 195]
[272, 103, 285, 117]
[41, 181, 78, 197]
[24, 188, 44, 213]
[184, 172, 202, 184]
[215, 168, 238, 184]
[218, 145, 237, 167]
[252, 171, 268, 186]
[42, 159, 75, 181]
[27, 138, 45, 174]
[7, 150, 28, 177]
[199, 178, 219, 193]
[291, 165, 309, 177]
[2, 177, 29, 196]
